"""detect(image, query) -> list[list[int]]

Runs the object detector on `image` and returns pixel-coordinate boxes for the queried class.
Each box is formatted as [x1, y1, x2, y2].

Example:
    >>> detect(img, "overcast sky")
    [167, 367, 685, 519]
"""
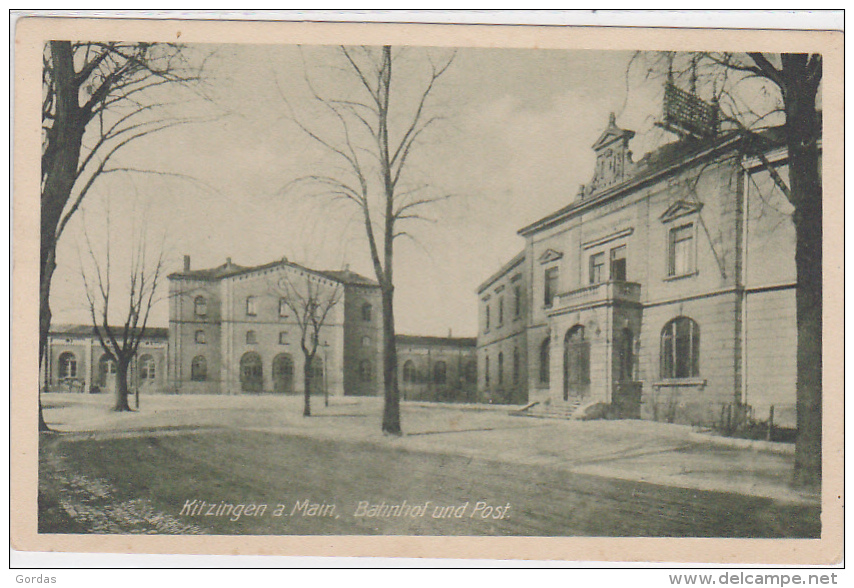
[52, 45, 698, 337]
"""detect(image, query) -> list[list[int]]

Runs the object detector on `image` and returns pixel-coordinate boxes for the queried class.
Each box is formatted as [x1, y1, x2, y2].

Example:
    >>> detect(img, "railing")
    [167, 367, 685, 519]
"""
[555, 280, 641, 310]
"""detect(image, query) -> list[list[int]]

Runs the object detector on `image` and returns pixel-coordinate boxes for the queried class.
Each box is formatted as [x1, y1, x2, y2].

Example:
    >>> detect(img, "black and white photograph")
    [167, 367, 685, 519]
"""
[12, 14, 843, 564]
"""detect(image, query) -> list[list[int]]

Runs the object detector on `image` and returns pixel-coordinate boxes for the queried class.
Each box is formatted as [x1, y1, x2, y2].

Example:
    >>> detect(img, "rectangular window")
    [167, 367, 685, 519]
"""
[544, 267, 559, 307]
[246, 330, 257, 345]
[514, 284, 523, 318]
[195, 330, 206, 344]
[610, 245, 627, 281]
[498, 297, 504, 326]
[669, 224, 694, 276]
[246, 296, 257, 316]
[279, 331, 288, 345]
[589, 252, 606, 284]
[485, 304, 491, 330]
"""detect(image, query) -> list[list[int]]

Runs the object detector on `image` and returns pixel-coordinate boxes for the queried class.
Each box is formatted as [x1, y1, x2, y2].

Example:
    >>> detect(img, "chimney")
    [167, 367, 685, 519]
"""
[448, 328, 453, 338]
[183, 255, 191, 272]
[226, 257, 232, 266]
[343, 263, 350, 272]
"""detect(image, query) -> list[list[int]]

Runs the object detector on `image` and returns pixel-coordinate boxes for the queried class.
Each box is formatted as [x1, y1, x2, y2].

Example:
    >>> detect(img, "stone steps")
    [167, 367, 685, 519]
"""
[511, 400, 584, 420]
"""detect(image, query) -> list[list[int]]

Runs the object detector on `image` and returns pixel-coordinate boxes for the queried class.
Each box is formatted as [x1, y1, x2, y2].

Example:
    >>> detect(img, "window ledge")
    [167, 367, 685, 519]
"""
[654, 378, 706, 388]
[663, 271, 699, 282]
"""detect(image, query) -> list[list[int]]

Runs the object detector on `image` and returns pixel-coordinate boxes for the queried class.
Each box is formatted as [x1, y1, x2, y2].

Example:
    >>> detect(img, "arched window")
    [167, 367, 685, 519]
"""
[58, 352, 77, 379]
[539, 338, 551, 384]
[498, 352, 504, 384]
[194, 295, 207, 317]
[434, 361, 447, 385]
[661, 317, 700, 379]
[191, 356, 207, 381]
[360, 359, 373, 383]
[139, 354, 156, 381]
[279, 297, 289, 318]
[361, 303, 372, 322]
[195, 329, 206, 344]
[403, 360, 416, 383]
[361, 335, 372, 348]
[246, 296, 257, 316]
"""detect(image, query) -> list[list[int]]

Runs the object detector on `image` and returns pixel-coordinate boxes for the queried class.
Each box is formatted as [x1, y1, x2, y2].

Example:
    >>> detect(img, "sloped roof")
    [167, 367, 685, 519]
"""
[169, 257, 379, 288]
[319, 269, 379, 287]
[50, 324, 169, 339]
[518, 126, 790, 237]
[396, 334, 476, 348]
[476, 250, 525, 295]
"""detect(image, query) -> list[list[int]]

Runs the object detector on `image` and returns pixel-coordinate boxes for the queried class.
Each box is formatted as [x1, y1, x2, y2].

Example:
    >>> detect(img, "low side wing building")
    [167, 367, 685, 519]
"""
[42, 324, 169, 395]
[396, 334, 477, 403]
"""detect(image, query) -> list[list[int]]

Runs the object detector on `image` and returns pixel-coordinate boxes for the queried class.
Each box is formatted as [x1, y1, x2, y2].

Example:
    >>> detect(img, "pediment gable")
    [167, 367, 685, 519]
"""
[538, 249, 564, 264]
[660, 200, 704, 223]
[591, 112, 635, 151]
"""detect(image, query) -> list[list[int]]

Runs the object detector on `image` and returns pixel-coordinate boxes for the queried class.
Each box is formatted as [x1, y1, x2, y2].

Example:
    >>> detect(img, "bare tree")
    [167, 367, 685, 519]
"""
[80, 214, 166, 412]
[40, 41, 203, 428]
[276, 272, 343, 417]
[282, 45, 455, 434]
[637, 52, 822, 487]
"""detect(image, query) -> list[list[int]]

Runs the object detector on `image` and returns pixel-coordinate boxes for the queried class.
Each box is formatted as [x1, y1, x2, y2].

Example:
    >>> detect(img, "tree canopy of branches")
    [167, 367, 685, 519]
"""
[283, 45, 456, 434]
[40, 41, 202, 428]
[80, 214, 165, 412]
[275, 271, 343, 417]
[640, 52, 822, 487]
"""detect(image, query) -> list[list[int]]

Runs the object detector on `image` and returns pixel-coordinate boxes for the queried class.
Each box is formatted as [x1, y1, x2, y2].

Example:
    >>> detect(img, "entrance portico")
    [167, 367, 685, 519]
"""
[546, 280, 642, 413]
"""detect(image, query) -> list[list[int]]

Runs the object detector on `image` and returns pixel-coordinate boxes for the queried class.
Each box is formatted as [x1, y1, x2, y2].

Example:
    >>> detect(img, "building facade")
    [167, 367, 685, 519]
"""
[478, 113, 800, 427]
[167, 256, 383, 396]
[476, 253, 531, 405]
[396, 335, 477, 403]
[42, 324, 169, 395]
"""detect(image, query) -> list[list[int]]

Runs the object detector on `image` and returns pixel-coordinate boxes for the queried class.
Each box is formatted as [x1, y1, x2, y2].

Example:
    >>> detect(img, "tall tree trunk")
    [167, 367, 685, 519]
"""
[40, 41, 84, 431]
[38, 293, 51, 432]
[114, 358, 132, 412]
[381, 286, 401, 434]
[303, 359, 312, 417]
[377, 46, 402, 435]
[38, 250, 55, 431]
[785, 76, 822, 488]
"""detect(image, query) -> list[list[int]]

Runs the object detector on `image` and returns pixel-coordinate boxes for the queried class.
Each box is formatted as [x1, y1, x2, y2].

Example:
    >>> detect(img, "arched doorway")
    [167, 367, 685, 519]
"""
[563, 325, 590, 400]
[272, 353, 294, 394]
[98, 354, 117, 393]
[240, 351, 263, 392]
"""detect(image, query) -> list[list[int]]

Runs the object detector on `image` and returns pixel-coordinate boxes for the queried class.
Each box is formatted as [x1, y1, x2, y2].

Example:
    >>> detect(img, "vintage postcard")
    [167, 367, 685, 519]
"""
[11, 15, 843, 564]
